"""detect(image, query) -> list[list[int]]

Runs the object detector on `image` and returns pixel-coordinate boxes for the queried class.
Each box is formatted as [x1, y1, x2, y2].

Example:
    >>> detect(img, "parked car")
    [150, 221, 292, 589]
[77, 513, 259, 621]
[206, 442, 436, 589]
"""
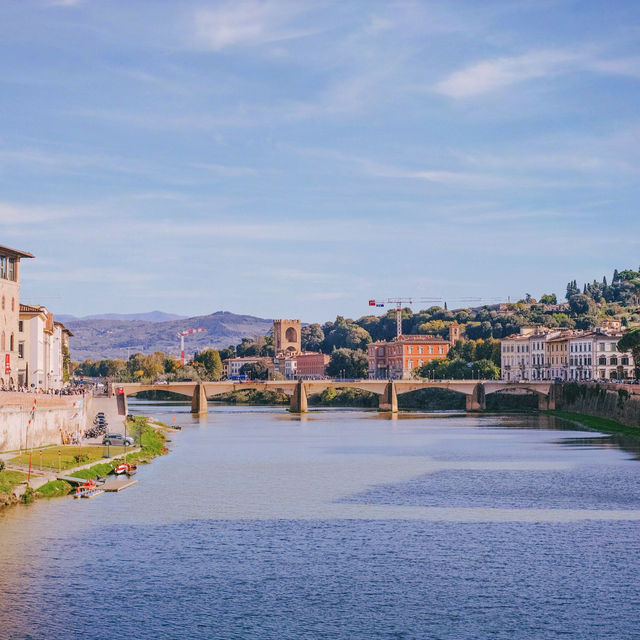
[102, 433, 134, 446]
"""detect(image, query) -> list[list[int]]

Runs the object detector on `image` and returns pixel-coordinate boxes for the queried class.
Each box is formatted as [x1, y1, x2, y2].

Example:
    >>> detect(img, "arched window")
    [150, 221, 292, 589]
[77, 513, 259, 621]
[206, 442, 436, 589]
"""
[285, 327, 297, 343]
[9, 334, 13, 351]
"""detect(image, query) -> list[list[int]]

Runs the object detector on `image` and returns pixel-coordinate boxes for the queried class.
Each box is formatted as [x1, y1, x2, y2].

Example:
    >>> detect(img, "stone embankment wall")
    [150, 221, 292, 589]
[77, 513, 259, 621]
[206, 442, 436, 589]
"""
[558, 383, 640, 428]
[0, 393, 88, 451]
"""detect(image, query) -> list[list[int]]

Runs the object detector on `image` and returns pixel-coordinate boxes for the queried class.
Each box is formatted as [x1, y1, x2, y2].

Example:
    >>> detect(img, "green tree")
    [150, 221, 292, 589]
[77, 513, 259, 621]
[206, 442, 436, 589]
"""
[618, 328, 640, 379]
[326, 348, 368, 379]
[568, 293, 593, 315]
[322, 317, 372, 352]
[472, 359, 500, 380]
[193, 349, 223, 380]
[540, 293, 557, 304]
[239, 361, 269, 380]
[301, 323, 325, 351]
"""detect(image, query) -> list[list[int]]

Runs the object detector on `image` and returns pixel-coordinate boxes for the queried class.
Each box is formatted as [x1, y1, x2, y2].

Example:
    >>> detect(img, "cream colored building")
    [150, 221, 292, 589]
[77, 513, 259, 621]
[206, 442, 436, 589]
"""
[0, 244, 34, 387]
[17, 304, 72, 390]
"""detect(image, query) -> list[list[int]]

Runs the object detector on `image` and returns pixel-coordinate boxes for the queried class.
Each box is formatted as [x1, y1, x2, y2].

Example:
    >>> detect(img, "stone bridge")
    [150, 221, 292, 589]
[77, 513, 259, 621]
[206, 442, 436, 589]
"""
[113, 380, 560, 414]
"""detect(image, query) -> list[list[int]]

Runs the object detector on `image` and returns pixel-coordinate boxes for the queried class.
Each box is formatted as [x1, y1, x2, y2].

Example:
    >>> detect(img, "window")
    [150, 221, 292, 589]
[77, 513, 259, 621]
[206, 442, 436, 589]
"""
[600, 343, 605, 351]
[610, 357, 618, 366]
[0, 257, 6, 279]
[408, 346, 412, 354]
[18, 320, 23, 332]
[11, 298, 14, 311]
[418, 346, 423, 354]
[10, 334, 13, 351]
[7, 258, 15, 281]
[599, 357, 606, 365]
[622, 357, 629, 365]
[18, 342, 24, 358]
[438, 346, 443, 354]
[428, 346, 433, 354]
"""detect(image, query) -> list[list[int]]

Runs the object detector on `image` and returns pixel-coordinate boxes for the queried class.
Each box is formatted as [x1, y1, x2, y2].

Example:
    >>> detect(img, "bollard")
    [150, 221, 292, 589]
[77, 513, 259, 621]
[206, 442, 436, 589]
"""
[39, 450, 42, 471]
[58, 450, 61, 473]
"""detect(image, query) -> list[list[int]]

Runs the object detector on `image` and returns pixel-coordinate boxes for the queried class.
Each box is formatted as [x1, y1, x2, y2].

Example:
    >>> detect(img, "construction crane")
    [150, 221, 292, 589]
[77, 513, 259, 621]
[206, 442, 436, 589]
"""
[178, 328, 206, 366]
[368, 297, 442, 339]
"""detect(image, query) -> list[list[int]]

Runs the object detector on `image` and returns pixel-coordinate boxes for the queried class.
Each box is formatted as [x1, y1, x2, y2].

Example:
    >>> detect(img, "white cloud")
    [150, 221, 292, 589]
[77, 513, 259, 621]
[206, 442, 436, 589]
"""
[192, 1, 322, 50]
[434, 49, 579, 98]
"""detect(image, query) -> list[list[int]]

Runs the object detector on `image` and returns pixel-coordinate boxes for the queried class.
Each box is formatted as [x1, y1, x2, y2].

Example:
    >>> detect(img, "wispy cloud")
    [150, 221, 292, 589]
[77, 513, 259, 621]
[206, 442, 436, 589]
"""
[434, 49, 580, 98]
[191, 162, 258, 177]
[435, 47, 640, 99]
[192, 1, 324, 50]
[0, 201, 74, 224]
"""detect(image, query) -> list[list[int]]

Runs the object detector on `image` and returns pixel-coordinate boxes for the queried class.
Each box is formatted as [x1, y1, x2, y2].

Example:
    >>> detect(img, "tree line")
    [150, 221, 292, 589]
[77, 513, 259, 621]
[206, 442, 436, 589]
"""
[73, 266, 640, 382]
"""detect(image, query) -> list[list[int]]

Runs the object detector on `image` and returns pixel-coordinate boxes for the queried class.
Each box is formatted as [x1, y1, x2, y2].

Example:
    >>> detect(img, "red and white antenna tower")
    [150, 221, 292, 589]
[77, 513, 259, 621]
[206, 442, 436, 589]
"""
[178, 328, 206, 366]
[368, 297, 442, 339]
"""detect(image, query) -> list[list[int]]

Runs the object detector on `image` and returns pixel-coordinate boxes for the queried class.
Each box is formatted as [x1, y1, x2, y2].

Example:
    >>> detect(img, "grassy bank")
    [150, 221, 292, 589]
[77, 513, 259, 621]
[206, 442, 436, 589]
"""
[10, 445, 130, 472]
[546, 411, 640, 437]
[35, 416, 169, 498]
[0, 470, 28, 506]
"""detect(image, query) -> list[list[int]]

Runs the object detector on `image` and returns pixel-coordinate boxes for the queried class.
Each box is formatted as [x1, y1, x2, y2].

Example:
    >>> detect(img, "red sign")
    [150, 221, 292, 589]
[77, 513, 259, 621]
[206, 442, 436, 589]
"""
[369, 300, 376, 306]
[117, 386, 124, 396]
[4, 354, 9, 374]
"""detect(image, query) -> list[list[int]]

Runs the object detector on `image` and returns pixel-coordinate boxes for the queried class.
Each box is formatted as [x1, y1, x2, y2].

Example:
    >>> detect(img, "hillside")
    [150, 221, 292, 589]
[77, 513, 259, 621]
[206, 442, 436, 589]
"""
[66, 311, 273, 361]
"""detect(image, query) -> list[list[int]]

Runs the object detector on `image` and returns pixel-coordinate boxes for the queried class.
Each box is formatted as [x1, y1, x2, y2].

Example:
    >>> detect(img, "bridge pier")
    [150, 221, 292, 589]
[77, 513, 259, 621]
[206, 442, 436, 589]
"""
[537, 383, 559, 410]
[191, 383, 208, 415]
[465, 383, 486, 411]
[379, 381, 398, 412]
[290, 380, 308, 413]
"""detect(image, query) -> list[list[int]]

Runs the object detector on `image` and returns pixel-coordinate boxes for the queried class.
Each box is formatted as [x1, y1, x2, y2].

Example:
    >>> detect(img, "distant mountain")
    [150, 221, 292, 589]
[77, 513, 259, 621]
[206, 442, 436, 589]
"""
[65, 311, 273, 361]
[57, 311, 186, 323]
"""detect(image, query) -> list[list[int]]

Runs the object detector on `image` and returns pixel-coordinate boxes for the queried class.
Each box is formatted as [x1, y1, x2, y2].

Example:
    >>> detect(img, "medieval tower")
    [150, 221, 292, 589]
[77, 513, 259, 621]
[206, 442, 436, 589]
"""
[273, 319, 301, 355]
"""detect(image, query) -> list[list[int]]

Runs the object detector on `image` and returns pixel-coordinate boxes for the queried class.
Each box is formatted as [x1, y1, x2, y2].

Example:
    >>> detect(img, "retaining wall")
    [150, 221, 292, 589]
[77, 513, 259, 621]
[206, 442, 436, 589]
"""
[558, 383, 640, 429]
[0, 393, 88, 451]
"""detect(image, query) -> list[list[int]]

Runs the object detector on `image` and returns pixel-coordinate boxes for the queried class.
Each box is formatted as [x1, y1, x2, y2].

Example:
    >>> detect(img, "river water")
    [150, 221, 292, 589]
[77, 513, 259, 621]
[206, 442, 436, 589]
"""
[1, 404, 639, 639]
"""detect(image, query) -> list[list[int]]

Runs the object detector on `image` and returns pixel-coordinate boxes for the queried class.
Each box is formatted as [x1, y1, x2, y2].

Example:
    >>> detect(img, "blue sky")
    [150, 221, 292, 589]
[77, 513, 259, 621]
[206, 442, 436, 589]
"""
[2, 0, 640, 321]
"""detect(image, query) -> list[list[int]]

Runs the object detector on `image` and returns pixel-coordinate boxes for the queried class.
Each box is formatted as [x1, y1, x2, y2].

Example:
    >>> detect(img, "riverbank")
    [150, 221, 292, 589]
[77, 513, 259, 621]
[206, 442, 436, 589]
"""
[547, 410, 640, 437]
[0, 415, 171, 507]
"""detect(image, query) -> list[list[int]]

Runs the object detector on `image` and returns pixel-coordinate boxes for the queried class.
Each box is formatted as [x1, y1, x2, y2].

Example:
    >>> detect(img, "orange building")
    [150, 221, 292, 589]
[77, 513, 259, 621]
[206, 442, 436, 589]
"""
[368, 333, 452, 379]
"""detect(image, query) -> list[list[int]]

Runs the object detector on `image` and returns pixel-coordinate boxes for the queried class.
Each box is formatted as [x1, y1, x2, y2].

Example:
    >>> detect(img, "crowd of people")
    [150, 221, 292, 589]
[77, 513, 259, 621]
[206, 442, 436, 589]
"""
[1, 383, 86, 395]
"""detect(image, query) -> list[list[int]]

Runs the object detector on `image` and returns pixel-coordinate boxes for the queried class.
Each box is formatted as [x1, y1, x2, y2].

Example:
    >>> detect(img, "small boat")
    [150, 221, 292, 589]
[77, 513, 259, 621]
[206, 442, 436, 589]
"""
[114, 462, 137, 476]
[74, 479, 104, 499]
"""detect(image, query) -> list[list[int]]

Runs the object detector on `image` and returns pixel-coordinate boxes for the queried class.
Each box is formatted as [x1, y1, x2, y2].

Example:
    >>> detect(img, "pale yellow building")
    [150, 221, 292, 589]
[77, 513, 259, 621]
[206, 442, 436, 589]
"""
[0, 244, 34, 387]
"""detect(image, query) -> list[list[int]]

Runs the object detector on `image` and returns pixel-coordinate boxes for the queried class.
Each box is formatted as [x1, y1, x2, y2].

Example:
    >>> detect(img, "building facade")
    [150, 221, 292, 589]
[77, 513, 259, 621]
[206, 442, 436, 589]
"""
[295, 352, 330, 379]
[368, 328, 456, 379]
[0, 244, 34, 388]
[17, 304, 72, 391]
[501, 325, 634, 382]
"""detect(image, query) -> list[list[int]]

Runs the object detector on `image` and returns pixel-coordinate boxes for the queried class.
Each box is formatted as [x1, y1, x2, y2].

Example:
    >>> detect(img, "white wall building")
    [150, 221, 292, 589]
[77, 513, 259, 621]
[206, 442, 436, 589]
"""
[17, 304, 71, 391]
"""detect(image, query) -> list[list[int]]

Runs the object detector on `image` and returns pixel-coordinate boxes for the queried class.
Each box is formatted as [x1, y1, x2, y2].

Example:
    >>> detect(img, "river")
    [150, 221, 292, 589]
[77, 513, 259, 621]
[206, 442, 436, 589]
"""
[1, 403, 639, 639]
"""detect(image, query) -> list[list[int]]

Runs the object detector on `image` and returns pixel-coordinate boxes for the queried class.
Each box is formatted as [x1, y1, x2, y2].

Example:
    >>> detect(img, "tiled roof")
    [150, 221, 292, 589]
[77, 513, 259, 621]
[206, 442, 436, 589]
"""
[0, 244, 35, 259]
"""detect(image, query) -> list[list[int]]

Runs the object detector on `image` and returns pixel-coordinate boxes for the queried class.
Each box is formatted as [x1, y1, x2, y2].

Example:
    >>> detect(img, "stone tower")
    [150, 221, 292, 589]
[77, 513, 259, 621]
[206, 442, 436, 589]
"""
[448, 323, 461, 345]
[273, 319, 301, 355]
